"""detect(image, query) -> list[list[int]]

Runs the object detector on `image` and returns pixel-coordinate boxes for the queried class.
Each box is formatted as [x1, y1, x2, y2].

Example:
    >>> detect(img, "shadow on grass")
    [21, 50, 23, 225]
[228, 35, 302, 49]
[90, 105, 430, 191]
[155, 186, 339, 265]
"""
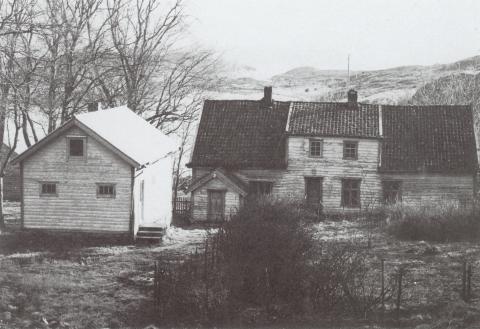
[0, 230, 132, 256]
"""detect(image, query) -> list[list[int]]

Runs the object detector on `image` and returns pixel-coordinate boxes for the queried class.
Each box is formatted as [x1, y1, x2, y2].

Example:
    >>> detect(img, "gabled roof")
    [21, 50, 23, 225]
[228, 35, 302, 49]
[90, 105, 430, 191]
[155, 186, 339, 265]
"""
[188, 90, 478, 174]
[287, 102, 380, 138]
[186, 168, 248, 196]
[380, 105, 478, 173]
[13, 106, 175, 167]
[187, 100, 290, 169]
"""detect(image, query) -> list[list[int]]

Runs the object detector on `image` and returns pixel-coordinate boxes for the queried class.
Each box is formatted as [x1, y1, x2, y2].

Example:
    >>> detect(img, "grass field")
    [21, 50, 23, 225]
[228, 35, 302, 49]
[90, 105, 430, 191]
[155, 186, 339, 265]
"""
[1, 204, 480, 328]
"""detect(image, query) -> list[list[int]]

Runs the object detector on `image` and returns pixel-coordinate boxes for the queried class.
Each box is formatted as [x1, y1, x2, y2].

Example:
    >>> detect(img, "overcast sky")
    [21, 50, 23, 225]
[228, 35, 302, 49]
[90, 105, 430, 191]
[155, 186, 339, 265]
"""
[186, 0, 480, 79]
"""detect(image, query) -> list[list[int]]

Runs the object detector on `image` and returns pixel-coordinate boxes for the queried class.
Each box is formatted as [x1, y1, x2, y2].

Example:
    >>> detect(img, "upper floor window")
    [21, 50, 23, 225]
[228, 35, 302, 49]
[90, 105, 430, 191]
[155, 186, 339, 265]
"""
[383, 180, 402, 204]
[249, 181, 273, 196]
[341, 178, 361, 208]
[343, 141, 358, 160]
[68, 137, 86, 158]
[97, 183, 116, 198]
[309, 139, 323, 157]
[40, 182, 57, 197]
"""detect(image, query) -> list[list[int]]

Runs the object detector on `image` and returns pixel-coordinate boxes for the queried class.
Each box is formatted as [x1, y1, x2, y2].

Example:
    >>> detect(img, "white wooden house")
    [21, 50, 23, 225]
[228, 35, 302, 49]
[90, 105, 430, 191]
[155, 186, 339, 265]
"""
[13, 106, 175, 240]
[186, 88, 478, 222]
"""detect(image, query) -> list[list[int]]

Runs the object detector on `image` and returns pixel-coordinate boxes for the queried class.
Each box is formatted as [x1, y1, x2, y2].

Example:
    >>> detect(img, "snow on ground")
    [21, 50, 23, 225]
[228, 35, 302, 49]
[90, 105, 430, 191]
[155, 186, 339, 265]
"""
[312, 220, 368, 242]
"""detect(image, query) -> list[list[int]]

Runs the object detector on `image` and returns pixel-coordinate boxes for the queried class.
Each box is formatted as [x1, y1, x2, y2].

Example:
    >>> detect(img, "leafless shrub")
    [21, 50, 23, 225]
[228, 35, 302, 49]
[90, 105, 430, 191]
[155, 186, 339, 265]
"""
[153, 198, 400, 325]
[385, 201, 480, 242]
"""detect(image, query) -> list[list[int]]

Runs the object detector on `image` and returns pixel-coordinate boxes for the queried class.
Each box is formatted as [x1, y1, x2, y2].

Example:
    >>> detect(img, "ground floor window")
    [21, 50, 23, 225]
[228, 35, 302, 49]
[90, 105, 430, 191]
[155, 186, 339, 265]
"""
[40, 182, 57, 196]
[382, 180, 402, 204]
[341, 178, 361, 208]
[248, 181, 273, 196]
[97, 183, 116, 198]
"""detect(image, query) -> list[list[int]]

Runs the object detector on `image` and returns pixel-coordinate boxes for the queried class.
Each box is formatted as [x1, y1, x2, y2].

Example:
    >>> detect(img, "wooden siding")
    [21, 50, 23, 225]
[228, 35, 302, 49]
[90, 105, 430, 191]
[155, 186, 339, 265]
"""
[380, 173, 475, 207]
[191, 177, 240, 222]
[190, 136, 475, 220]
[22, 126, 132, 232]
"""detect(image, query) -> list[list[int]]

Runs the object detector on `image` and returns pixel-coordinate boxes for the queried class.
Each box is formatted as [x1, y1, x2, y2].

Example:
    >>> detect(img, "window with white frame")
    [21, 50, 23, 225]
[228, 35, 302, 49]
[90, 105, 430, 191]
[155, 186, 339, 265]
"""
[309, 139, 323, 157]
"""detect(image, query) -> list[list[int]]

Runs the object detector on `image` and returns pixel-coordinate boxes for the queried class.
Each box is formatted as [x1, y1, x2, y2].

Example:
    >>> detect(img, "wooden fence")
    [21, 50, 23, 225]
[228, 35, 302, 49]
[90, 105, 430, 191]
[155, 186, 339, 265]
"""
[172, 197, 191, 217]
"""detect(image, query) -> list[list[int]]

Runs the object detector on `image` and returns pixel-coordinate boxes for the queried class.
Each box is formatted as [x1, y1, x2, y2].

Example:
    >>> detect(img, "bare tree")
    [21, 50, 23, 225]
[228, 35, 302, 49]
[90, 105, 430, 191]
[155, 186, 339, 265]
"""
[172, 119, 193, 203]
[0, 0, 38, 229]
[33, 0, 112, 133]
[105, 0, 220, 133]
[106, 0, 183, 113]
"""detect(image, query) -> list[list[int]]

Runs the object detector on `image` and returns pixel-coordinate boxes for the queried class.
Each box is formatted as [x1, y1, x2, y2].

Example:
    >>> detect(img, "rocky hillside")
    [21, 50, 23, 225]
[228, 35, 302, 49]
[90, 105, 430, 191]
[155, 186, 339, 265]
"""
[212, 55, 480, 104]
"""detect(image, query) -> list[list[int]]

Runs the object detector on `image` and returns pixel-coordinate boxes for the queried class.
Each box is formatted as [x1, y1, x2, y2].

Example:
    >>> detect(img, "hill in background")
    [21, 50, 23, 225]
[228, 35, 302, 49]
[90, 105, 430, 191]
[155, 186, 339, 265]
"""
[211, 55, 480, 105]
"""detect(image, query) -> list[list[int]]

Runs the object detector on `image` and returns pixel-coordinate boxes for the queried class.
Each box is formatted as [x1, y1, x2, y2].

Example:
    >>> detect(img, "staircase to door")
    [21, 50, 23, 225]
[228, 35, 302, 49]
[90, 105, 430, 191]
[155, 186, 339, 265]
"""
[136, 226, 164, 241]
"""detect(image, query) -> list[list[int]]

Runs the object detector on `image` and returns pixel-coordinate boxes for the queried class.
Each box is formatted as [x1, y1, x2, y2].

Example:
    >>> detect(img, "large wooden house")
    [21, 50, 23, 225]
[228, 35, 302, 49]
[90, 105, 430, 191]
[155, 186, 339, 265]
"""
[186, 87, 478, 222]
[13, 106, 175, 239]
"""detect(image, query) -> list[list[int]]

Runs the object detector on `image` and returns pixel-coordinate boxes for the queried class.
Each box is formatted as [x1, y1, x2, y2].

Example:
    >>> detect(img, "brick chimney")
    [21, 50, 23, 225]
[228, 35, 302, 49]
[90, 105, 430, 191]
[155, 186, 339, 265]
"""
[87, 102, 100, 112]
[263, 86, 273, 106]
[347, 89, 358, 104]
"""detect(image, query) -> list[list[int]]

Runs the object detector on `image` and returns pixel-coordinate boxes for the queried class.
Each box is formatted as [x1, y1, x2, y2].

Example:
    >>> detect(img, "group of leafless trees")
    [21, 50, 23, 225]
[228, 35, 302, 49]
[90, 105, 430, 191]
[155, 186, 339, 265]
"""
[0, 0, 220, 229]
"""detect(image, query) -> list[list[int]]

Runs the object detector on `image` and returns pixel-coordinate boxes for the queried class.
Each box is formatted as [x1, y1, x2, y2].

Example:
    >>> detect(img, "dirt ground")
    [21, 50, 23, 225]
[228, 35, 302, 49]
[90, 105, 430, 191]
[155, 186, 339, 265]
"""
[1, 204, 480, 329]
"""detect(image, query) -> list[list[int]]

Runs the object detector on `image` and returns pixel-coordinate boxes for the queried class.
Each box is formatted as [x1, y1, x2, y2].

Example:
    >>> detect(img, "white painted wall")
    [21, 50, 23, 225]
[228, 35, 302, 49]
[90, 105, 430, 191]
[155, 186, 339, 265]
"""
[133, 156, 173, 232]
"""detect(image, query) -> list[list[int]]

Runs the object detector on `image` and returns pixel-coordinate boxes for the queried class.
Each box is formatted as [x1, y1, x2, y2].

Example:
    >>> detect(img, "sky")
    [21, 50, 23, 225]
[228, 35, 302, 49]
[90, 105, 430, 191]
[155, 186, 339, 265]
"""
[186, 0, 480, 79]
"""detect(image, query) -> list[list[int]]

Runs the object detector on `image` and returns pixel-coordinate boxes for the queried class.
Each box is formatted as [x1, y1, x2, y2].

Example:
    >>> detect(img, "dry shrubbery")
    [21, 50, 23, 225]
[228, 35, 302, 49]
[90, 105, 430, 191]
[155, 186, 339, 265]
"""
[153, 198, 396, 326]
[385, 201, 480, 242]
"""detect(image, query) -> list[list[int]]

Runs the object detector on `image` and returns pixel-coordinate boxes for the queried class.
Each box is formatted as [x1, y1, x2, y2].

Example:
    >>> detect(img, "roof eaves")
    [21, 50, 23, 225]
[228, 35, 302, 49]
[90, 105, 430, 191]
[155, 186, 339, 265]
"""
[286, 132, 382, 140]
[186, 169, 248, 196]
[11, 119, 76, 165]
[11, 118, 141, 168]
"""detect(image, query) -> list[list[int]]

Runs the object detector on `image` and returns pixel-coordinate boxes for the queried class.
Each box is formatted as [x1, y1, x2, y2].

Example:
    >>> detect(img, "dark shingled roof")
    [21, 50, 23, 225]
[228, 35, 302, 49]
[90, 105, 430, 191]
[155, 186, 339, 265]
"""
[188, 95, 478, 174]
[380, 105, 478, 173]
[288, 102, 380, 138]
[187, 100, 290, 169]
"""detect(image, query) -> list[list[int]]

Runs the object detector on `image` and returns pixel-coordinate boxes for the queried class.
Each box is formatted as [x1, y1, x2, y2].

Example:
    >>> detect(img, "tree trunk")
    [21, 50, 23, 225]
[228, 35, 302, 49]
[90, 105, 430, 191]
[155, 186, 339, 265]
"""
[0, 89, 8, 231]
[0, 176, 5, 231]
[22, 111, 31, 147]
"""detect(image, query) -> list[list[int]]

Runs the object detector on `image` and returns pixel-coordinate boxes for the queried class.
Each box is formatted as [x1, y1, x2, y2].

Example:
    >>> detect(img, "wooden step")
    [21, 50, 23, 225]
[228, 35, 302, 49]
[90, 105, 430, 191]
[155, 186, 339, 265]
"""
[136, 227, 165, 242]
[136, 235, 162, 241]
[138, 226, 164, 232]
[137, 231, 163, 237]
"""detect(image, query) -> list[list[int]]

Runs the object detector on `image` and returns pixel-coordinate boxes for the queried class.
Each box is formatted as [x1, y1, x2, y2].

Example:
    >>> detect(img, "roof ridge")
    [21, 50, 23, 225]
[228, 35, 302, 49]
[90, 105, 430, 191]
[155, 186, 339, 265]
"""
[205, 99, 290, 104]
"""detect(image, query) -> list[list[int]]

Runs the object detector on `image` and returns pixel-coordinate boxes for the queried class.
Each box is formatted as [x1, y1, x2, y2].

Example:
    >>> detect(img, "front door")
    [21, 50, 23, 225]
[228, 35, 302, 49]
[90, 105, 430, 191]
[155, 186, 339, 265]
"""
[305, 177, 323, 209]
[208, 190, 225, 222]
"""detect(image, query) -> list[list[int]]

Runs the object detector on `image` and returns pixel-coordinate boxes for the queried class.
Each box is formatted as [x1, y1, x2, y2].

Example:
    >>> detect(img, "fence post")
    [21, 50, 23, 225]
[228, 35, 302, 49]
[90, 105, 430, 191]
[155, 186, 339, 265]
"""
[462, 260, 467, 301]
[154, 261, 158, 311]
[204, 239, 209, 320]
[467, 263, 473, 301]
[381, 259, 385, 312]
[396, 267, 403, 319]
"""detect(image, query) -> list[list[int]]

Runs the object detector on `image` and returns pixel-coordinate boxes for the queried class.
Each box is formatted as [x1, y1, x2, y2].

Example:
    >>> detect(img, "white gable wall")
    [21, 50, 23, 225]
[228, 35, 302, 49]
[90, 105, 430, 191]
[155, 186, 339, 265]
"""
[22, 126, 132, 233]
[133, 157, 173, 233]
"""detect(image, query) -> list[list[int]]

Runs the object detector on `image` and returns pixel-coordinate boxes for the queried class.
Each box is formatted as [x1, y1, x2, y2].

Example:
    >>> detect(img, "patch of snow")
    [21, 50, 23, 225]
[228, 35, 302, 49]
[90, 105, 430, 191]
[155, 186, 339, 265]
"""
[313, 220, 367, 241]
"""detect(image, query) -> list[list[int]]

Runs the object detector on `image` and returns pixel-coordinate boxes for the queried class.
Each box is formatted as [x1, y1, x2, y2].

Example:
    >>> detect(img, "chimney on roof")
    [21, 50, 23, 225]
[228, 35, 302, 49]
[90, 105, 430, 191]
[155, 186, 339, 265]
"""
[347, 89, 358, 104]
[263, 86, 273, 106]
[87, 101, 100, 112]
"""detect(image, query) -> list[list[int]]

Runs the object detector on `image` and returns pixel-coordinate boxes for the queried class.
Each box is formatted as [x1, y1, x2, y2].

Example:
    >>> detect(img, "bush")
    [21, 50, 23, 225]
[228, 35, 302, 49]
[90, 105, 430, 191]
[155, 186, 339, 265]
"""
[385, 202, 480, 242]
[215, 197, 315, 314]
[153, 197, 396, 325]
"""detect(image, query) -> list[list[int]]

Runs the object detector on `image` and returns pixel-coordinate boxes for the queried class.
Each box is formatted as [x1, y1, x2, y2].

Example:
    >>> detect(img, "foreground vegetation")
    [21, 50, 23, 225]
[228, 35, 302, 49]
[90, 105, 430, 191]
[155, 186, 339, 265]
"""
[384, 201, 480, 242]
[1, 200, 480, 328]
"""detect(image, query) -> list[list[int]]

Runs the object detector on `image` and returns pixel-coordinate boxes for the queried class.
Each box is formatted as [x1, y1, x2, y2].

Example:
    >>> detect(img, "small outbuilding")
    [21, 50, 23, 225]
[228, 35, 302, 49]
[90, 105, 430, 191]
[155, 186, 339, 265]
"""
[13, 106, 175, 240]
